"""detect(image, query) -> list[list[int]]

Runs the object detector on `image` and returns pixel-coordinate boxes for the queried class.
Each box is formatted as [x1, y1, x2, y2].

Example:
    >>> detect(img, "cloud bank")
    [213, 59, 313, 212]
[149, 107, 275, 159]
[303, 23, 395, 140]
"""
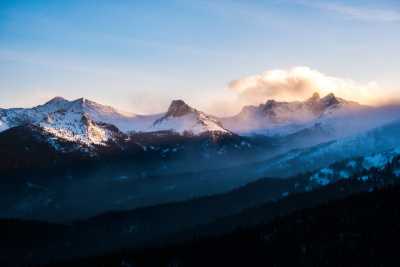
[228, 66, 382, 107]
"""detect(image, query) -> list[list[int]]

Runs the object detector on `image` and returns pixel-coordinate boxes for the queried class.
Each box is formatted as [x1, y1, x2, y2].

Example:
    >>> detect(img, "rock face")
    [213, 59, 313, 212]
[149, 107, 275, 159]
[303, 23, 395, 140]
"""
[164, 100, 195, 117]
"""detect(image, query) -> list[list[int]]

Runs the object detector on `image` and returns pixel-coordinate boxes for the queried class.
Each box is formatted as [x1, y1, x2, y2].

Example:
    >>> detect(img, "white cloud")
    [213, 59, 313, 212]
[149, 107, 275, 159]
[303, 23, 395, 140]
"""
[228, 66, 381, 105]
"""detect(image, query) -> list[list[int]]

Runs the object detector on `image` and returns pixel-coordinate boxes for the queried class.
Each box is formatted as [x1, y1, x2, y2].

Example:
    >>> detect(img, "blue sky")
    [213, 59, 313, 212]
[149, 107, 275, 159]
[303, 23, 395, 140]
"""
[0, 0, 399, 115]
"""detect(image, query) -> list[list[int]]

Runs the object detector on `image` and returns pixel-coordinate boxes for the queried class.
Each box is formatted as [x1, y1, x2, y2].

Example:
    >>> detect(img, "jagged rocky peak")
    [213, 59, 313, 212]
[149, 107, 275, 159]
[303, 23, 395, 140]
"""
[232, 92, 357, 124]
[321, 92, 340, 106]
[165, 100, 196, 117]
[75, 97, 99, 107]
[73, 97, 90, 107]
[264, 99, 278, 107]
[76, 97, 86, 103]
[305, 92, 344, 115]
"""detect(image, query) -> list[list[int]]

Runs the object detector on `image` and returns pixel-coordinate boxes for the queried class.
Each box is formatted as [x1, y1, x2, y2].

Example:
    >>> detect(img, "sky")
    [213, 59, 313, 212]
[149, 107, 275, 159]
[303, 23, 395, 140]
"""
[0, 0, 399, 116]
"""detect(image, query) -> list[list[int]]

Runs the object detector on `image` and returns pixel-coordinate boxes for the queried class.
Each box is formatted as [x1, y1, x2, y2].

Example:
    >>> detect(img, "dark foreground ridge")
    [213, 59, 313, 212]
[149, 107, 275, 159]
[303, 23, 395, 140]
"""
[50, 184, 400, 267]
[2, 156, 400, 266]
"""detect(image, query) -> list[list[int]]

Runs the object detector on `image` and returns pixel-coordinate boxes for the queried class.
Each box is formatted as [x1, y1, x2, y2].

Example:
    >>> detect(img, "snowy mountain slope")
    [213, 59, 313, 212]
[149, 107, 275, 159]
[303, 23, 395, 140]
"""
[39, 111, 119, 146]
[0, 120, 8, 132]
[67, 98, 163, 133]
[0, 97, 133, 147]
[308, 104, 400, 140]
[0, 97, 231, 148]
[262, 103, 400, 149]
[307, 147, 400, 187]
[151, 100, 231, 135]
[221, 92, 368, 136]
[1, 94, 399, 154]
[0, 97, 75, 127]
[256, 119, 400, 177]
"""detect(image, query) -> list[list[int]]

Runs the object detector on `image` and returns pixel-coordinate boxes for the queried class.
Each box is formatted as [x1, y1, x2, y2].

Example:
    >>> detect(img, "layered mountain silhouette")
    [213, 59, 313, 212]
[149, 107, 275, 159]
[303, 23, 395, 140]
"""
[2, 92, 400, 266]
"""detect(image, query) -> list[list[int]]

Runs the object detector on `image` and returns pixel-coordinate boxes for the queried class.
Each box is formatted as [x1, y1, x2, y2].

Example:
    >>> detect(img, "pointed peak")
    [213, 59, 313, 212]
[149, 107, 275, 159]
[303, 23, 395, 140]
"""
[323, 92, 336, 99]
[321, 93, 340, 106]
[321, 92, 338, 102]
[72, 97, 93, 107]
[264, 99, 277, 107]
[169, 99, 189, 107]
[166, 99, 195, 117]
[76, 97, 86, 103]
[40, 97, 70, 111]
[45, 96, 68, 105]
[308, 92, 321, 101]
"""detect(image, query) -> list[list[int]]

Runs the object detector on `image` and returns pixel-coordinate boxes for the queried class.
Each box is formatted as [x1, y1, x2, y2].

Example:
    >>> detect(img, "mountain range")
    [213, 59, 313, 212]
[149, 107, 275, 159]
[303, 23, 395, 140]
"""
[0, 97, 231, 147]
[2, 92, 400, 221]
[2, 92, 398, 152]
[3, 92, 400, 266]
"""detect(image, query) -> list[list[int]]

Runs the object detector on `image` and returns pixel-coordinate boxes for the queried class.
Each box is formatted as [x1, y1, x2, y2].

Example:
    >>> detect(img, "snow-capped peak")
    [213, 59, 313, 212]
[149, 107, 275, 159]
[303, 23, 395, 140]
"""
[37, 98, 129, 146]
[151, 100, 230, 135]
[0, 97, 134, 147]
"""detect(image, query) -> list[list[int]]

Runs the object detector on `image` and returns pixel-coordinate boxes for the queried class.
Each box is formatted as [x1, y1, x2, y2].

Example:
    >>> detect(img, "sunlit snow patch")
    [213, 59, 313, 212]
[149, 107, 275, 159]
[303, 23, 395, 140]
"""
[347, 160, 357, 168]
[339, 170, 350, 179]
[0, 119, 9, 132]
[310, 173, 330, 186]
[362, 154, 390, 170]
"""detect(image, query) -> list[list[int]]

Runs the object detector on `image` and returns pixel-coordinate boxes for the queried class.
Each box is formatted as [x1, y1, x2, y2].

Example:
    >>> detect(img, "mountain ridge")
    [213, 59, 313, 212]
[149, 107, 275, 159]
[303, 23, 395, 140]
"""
[221, 92, 367, 135]
[0, 98, 232, 147]
[1, 93, 399, 154]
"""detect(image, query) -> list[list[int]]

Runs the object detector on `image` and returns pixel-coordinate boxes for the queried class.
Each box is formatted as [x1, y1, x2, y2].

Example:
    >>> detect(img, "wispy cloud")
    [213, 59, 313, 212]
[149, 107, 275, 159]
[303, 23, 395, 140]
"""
[299, 1, 400, 22]
[0, 48, 159, 81]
